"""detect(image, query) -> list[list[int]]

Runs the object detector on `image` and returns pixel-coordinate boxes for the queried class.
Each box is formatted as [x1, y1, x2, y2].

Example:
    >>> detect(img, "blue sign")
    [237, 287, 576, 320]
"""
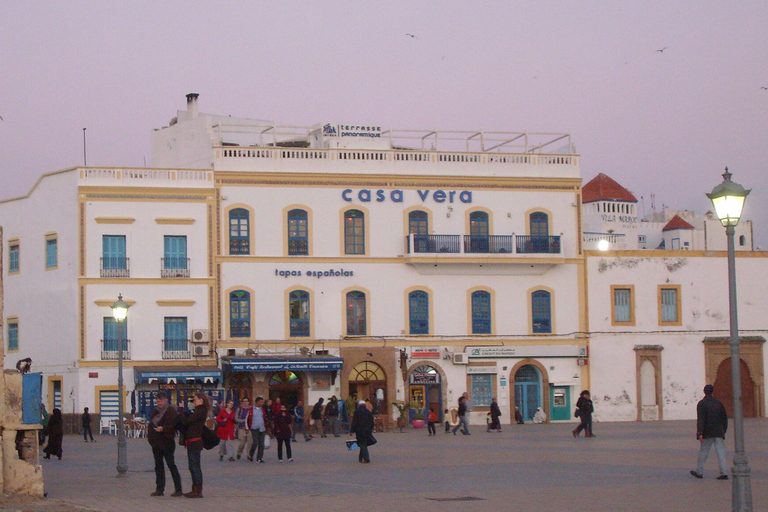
[228, 358, 343, 372]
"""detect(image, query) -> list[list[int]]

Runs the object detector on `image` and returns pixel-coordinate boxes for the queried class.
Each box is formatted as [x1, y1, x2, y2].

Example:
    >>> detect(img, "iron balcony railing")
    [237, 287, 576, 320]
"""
[162, 338, 190, 359]
[161, 257, 190, 278]
[405, 234, 561, 255]
[100, 257, 130, 278]
[101, 339, 131, 360]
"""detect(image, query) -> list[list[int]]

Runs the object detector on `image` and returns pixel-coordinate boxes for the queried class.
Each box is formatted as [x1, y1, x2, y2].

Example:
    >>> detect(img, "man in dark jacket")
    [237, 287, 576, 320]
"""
[148, 391, 183, 497]
[311, 398, 325, 438]
[325, 396, 341, 437]
[690, 384, 729, 480]
[350, 400, 375, 463]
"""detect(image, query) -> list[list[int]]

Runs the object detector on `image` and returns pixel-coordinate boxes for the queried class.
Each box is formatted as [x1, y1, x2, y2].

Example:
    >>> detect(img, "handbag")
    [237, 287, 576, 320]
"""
[202, 426, 220, 450]
[263, 434, 271, 450]
[366, 434, 377, 446]
[574, 409, 581, 418]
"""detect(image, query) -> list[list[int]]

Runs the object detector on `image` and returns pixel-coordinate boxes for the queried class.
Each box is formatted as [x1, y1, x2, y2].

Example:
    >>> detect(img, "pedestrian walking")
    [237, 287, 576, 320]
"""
[311, 398, 325, 437]
[427, 408, 437, 436]
[180, 392, 211, 498]
[350, 400, 375, 463]
[215, 400, 237, 461]
[572, 390, 595, 437]
[292, 400, 312, 442]
[452, 396, 470, 435]
[690, 384, 729, 480]
[234, 397, 253, 460]
[43, 408, 63, 460]
[325, 396, 341, 436]
[81, 407, 95, 442]
[147, 391, 183, 497]
[489, 399, 502, 432]
[247, 396, 268, 463]
[39, 404, 49, 445]
[273, 404, 294, 462]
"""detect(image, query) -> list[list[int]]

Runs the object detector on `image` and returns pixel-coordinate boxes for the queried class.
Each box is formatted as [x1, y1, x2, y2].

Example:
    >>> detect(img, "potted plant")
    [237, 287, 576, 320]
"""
[411, 411, 426, 429]
[392, 401, 410, 432]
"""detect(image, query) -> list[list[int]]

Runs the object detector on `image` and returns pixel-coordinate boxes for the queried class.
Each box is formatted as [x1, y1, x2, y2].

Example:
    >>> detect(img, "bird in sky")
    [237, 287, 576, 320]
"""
[656, 47, 668, 52]
[761, 86, 768, 90]
[406, 33, 417, 38]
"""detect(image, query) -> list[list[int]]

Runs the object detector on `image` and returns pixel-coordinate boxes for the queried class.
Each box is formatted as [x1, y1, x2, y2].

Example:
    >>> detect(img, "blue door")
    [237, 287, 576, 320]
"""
[164, 235, 187, 270]
[103, 235, 126, 269]
[22, 372, 43, 424]
[514, 364, 541, 422]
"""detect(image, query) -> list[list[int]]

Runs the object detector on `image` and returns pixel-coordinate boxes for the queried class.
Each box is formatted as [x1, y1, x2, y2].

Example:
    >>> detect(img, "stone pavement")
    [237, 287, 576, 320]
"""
[32, 419, 768, 512]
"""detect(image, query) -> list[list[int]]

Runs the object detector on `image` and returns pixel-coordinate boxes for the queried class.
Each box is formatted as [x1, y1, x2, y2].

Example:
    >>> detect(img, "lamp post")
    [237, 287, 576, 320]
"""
[111, 294, 130, 477]
[706, 168, 752, 511]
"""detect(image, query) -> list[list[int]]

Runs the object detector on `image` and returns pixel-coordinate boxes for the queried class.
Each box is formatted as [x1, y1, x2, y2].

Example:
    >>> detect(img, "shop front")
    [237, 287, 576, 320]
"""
[134, 366, 224, 418]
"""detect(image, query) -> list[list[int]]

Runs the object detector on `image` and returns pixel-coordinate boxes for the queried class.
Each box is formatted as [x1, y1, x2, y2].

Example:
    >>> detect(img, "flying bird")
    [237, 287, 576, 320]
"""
[656, 47, 668, 52]
[406, 33, 417, 38]
[761, 87, 768, 90]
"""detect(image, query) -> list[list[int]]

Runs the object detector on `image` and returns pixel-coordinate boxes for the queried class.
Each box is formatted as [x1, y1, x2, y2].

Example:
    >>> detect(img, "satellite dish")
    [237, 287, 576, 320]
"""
[299, 346, 311, 356]
[244, 348, 257, 357]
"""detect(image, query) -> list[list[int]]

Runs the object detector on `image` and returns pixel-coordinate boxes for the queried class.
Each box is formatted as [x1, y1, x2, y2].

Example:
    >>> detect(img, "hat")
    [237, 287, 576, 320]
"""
[358, 400, 366, 406]
[156, 391, 168, 399]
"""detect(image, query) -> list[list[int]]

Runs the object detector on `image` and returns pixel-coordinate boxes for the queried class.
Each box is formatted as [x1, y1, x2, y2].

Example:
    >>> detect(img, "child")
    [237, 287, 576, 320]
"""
[444, 408, 451, 433]
[427, 408, 437, 436]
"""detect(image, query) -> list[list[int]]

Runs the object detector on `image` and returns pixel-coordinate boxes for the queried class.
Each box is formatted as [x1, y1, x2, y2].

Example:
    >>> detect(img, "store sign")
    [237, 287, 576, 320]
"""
[467, 365, 497, 374]
[411, 347, 441, 359]
[342, 188, 473, 204]
[467, 345, 584, 359]
[89, 372, 99, 378]
[228, 358, 343, 372]
[275, 268, 354, 278]
[411, 373, 438, 384]
[324, 123, 382, 138]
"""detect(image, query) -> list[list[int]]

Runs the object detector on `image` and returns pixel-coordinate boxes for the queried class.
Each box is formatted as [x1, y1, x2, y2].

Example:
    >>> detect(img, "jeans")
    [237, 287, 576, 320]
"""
[83, 424, 94, 441]
[152, 445, 182, 493]
[427, 422, 436, 435]
[696, 437, 728, 475]
[327, 416, 340, 436]
[236, 429, 252, 457]
[277, 438, 292, 460]
[575, 414, 593, 435]
[292, 420, 310, 441]
[187, 448, 202, 486]
[218, 438, 231, 457]
[248, 430, 266, 461]
[359, 443, 370, 462]
[452, 416, 470, 435]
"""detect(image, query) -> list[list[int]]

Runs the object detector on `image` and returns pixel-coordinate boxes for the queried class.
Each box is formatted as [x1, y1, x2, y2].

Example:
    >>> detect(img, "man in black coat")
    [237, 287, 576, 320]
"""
[148, 391, 183, 497]
[690, 384, 729, 480]
[350, 401, 375, 463]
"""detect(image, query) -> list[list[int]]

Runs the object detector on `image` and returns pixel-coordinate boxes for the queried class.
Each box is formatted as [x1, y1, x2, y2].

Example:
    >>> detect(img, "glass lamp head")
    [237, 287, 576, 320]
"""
[707, 168, 750, 227]
[111, 294, 130, 321]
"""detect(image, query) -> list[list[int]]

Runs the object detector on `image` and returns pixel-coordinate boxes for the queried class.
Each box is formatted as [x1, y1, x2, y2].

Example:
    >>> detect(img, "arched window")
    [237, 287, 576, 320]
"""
[409, 210, 429, 234]
[344, 209, 365, 255]
[471, 290, 491, 334]
[229, 208, 250, 255]
[739, 235, 746, 246]
[289, 290, 310, 337]
[530, 211, 549, 237]
[346, 291, 367, 336]
[531, 290, 552, 333]
[287, 209, 308, 255]
[229, 290, 251, 338]
[469, 211, 490, 252]
[269, 371, 299, 386]
[409, 290, 429, 335]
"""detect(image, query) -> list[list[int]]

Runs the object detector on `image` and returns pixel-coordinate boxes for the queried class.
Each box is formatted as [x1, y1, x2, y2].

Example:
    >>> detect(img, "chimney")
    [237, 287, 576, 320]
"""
[186, 93, 199, 119]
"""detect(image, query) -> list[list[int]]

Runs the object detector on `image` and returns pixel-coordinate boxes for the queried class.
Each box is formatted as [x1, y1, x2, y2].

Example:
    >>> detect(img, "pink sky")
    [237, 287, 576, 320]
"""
[2, 2, 767, 245]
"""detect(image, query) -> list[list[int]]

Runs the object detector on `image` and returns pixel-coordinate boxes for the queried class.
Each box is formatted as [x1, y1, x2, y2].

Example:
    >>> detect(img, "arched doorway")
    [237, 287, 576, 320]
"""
[409, 365, 442, 421]
[713, 358, 757, 417]
[268, 371, 302, 409]
[348, 361, 387, 415]
[226, 373, 252, 403]
[515, 364, 541, 422]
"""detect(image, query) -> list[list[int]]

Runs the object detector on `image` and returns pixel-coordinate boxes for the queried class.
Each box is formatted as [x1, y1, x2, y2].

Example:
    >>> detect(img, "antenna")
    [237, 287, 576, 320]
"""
[82, 128, 87, 166]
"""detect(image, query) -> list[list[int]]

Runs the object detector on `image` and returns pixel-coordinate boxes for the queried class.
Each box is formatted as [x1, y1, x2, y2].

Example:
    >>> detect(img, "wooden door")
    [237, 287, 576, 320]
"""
[713, 358, 757, 417]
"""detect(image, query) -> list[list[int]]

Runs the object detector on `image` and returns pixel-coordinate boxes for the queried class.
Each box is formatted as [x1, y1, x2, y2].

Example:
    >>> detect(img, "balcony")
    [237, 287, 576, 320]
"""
[405, 234, 561, 255]
[101, 339, 131, 360]
[161, 257, 190, 278]
[162, 338, 190, 359]
[100, 257, 130, 278]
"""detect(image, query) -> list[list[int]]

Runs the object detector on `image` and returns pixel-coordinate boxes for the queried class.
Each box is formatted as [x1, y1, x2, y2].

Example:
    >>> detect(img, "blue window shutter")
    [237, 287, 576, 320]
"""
[532, 290, 552, 333]
[409, 291, 429, 334]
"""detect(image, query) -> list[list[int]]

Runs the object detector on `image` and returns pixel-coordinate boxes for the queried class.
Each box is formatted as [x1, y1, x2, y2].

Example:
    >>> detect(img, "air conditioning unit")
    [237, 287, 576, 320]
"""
[192, 342, 210, 357]
[191, 329, 209, 343]
[453, 353, 468, 365]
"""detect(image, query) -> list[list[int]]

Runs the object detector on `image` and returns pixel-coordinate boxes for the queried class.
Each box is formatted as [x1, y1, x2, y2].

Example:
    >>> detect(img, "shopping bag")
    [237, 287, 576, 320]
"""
[345, 440, 358, 451]
[264, 434, 271, 450]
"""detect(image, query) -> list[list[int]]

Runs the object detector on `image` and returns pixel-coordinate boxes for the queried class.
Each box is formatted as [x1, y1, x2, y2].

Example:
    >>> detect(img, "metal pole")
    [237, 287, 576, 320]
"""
[726, 224, 752, 511]
[83, 128, 87, 166]
[116, 317, 128, 476]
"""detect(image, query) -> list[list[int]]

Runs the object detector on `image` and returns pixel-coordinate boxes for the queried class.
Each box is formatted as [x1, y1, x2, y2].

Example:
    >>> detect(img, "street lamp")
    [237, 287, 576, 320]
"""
[706, 168, 752, 512]
[111, 294, 130, 477]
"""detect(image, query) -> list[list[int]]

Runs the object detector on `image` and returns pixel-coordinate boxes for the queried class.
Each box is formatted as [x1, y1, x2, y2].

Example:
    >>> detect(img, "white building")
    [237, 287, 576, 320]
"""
[1, 94, 764, 427]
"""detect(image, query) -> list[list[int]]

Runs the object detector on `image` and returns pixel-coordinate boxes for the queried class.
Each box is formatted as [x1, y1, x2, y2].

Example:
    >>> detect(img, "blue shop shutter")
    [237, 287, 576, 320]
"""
[22, 372, 43, 424]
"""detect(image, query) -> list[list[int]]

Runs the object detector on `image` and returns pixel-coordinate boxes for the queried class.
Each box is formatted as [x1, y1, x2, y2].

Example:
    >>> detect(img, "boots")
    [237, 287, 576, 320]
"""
[571, 429, 579, 437]
[184, 484, 203, 498]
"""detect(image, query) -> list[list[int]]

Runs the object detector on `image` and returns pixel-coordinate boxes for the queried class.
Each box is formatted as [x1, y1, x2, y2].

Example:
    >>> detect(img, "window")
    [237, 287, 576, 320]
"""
[659, 285, 681, 325]
[289, 290, 310, 337]
[638, 235, 647, 244]
[229, 208, 250, 255]
[530, 212, 549, 237]
[287, 209, 309, 255]
[471, 290, 491, 334]
[408, 290, 429, 335]
[531, 290, 552, 333]
[344, 209, 365, 255]
[163, 235, 188, 276]
[7, 321, 18, 352]
[230, 290, 251, 337]
[9, 241, 19, 273]
[163, 317, 189, 358]
[102, 235, 127, 276]
[346, 291, 367, 336]
[469, 374, 494, 408]
[409, 210, 429, 235]
[102, 317, 128, 358]
[739, 235, 746, 246]
[468, 211, 490, 252]
[46, 236, 58, 269]
[612, 286, 635, 325]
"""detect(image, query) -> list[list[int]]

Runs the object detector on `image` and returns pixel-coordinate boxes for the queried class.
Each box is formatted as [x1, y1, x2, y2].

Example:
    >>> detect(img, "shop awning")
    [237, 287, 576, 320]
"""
[134, 366, 222, 384]
[223, 356, 344, 373]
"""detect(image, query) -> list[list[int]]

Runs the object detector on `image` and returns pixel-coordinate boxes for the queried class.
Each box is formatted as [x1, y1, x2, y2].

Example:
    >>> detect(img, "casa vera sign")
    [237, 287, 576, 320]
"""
[341, 189, 473, 204]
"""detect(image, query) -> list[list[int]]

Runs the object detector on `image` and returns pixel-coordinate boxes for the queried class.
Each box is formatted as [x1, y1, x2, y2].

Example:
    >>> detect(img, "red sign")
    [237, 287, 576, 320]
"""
[577, 358, 588, 366]
[411, 348, 440, 359]
[89, 372, 99, 378]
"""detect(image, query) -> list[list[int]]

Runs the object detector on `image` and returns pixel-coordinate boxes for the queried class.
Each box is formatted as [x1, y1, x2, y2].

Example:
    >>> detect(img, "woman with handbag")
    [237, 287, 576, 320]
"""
[180, 393, 210, 498]
[272, 404, 294, 462]
[350, 400, 375, 463]
[572, 390, 595, 438]
[216, 400, 237, 461]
